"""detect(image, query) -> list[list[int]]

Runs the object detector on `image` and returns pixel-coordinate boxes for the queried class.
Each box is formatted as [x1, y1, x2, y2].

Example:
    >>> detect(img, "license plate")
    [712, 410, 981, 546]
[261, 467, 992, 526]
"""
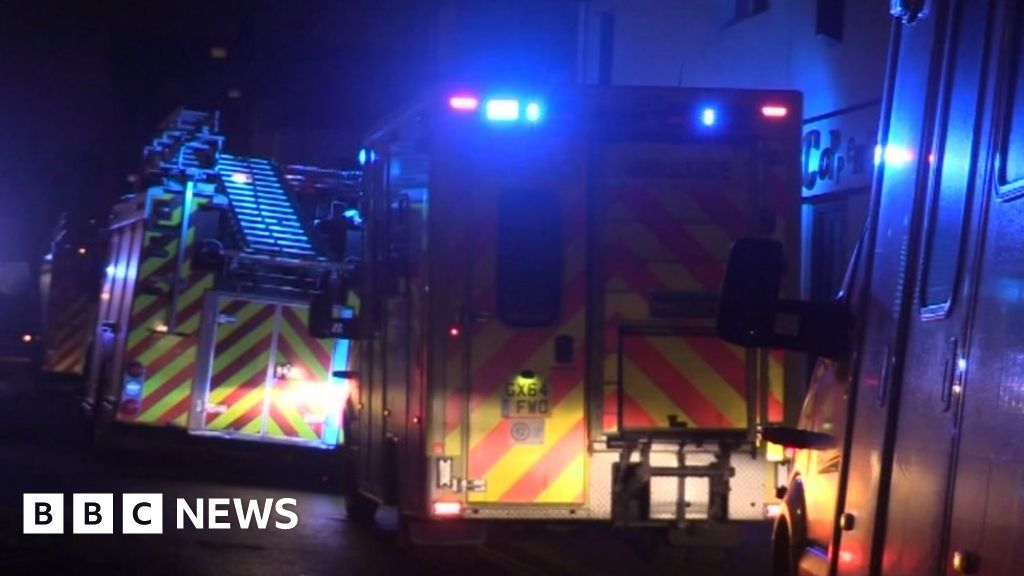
[502, 377, 550, 418]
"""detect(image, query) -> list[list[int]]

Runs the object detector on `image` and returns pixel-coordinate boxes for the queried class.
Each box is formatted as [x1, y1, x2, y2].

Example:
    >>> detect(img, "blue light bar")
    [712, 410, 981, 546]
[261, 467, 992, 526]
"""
[701, 107, 717, 127]
[486, 99, 520, 122]
[525, 102, 542, 123]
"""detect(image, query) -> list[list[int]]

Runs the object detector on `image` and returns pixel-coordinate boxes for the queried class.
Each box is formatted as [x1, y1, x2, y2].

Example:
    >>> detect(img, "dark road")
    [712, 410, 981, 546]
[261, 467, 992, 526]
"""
[0, 369, 770, 575]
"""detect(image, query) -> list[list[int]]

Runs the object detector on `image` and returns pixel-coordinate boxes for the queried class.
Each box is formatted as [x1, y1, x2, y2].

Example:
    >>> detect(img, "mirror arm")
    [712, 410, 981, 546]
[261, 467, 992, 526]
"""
[773, 299, 853, 359]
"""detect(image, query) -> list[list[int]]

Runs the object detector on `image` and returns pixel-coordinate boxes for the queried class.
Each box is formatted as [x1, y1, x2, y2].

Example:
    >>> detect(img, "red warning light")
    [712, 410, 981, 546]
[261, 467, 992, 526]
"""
[449, 95, 479, 112]
[449, 325, 461, 337]
[761, 105, 789, 118]
[432, 501, 463, 517]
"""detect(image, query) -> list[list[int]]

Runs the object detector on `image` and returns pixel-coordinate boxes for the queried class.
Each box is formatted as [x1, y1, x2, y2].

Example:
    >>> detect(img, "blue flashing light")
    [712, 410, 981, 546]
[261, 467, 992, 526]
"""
[874, 144, 913, 167]
[486, 99, 520, 122]
[230, 172, 251, 184]
[358, 148, 368, 166]
[701, 107, 717, 127]
[123, 379, 143, 397]
[525, 102, 542, 123]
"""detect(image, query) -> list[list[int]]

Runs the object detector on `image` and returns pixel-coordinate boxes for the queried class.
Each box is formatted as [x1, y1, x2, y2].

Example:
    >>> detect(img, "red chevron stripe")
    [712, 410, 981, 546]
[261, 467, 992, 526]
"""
[280, 306, 332, 368]
[209, 336, 274, 398]
[686, 186, 754, 239]
[134, 335, 197, 381]
[615, 187, 725, 290]
[444, 387, 464, 436]
[602, 244, 672, 296]
[213, 386, 268, 431]
[500, 418, 585, 502]
[207, 304, 277, 359]
[468, 273, 586, 413]
[274, 333, 330, 386]
[154, 394, 192, 425]
[126, 289, 210, 360]
[684, 336, 748, 400]
[138, 347, 197, 415]
[127, 249, 210, 331]
[623, 336, 732, 427]
[129, 254, 183, 323]
[267, 403, 300, 438]
[207, 352, 271, 421]
[603, 390, 659, 430]
[468, 367, 579, 480]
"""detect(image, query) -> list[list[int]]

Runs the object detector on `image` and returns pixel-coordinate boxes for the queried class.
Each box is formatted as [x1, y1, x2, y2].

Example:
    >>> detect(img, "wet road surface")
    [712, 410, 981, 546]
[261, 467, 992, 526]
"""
[0, 368, 770, 575]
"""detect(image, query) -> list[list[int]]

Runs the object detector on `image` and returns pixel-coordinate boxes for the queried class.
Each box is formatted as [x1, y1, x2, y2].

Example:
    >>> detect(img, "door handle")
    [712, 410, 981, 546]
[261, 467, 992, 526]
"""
[940, 337, 958, 413]
[876, 346, 892, 407]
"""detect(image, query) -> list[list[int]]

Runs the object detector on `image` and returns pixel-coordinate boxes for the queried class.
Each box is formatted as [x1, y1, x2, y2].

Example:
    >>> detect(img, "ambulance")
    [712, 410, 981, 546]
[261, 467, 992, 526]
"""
[328, 85, 804, 542]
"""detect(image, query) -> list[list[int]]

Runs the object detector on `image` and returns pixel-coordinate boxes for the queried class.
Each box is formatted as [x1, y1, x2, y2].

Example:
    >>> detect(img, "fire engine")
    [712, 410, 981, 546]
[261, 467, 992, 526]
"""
[718, 1, 1024, 574]
[327, 85, 804, 542]
[39, 213, 103, 378]
[85, 108, 362, 449]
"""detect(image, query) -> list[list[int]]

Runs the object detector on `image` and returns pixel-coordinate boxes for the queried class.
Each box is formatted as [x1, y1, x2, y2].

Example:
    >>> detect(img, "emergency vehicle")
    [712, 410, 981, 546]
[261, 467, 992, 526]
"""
[331, 85, 804, 541]
[38, 213, 102, 378]
[717, 1, 1024, 574]
[85, 108, 361, 449]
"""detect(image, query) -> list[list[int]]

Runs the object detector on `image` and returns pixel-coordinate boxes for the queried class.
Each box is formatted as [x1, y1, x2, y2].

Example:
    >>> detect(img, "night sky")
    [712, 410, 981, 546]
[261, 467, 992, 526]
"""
[0, 0, 576, 262]
[0, 1, 434, 261]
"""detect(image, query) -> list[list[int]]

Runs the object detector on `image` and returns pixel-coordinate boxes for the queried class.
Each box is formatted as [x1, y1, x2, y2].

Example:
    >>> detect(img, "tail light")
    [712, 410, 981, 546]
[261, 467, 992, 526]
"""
[432, 501, 463, 517]
[126, 361, 145, 379]
[120, 398, 141, 416]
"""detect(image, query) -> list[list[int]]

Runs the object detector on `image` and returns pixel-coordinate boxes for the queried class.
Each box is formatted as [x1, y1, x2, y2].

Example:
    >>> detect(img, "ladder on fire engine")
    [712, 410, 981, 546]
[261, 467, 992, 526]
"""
[217, 154, 320, 261]
[143, 108, 222, 174]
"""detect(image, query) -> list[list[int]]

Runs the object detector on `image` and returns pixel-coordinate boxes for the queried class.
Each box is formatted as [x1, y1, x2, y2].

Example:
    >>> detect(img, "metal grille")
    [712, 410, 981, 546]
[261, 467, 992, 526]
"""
[218, 155, 319, 260]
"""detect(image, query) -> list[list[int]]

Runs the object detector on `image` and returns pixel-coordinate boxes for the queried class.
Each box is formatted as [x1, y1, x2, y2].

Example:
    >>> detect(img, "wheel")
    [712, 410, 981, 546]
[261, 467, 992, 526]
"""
[772, 519, 795, 576]
[345, 491, 379, 525]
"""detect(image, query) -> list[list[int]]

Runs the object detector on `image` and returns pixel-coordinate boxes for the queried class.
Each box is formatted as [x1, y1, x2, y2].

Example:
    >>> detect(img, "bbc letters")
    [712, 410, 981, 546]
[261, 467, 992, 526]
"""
[23, 493, 298, 534]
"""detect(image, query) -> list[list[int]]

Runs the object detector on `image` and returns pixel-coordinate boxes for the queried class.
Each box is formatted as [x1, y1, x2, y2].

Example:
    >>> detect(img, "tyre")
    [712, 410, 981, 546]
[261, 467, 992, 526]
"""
[345, 491, 379, 525]
[772, 520, 795, 576]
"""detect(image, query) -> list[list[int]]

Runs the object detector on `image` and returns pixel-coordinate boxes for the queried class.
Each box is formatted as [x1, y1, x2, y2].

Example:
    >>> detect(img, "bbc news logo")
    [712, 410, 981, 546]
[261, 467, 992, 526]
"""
[23, 494, 298, 534]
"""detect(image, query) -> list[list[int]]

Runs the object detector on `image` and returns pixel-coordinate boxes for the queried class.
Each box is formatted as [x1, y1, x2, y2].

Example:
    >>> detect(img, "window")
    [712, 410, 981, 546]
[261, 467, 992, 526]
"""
[598, 11, 615, 86]
[921, 4, 986, 312]
[733, 0, 769, 23]
[496, 189, 562, 327]
[998, 10, 1024, 194]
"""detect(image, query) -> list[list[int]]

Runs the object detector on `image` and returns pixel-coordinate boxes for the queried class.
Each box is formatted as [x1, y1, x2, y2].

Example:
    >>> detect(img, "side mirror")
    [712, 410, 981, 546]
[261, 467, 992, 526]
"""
[716, 238, 853, 359]
[308, 273, 365, 340]
[314, 215, 350, 260]
[761, 425, 835, 450]
[716, 238, 785, 348]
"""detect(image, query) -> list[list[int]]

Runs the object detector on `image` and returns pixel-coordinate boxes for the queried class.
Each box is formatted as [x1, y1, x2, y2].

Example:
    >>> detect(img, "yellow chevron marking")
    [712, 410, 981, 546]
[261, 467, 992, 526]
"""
[209, 353, 271, 405]
[614, 355, 694, 428]
[444, 423, 463, 456]
[137, 380, 191, 423]
[267, 388, 317, 439]
[239, 413, 264, 434]
[277, 318, 332, 381]
[656, 337, 746, 427]
[769, 355, 785, 415]
[467, 309, 585, 453]
[471, 384, 584, 503]
[127, 270, 211, 352]
[208, 386, 265, 430]
[536, 452, 586, 503]
[264, 418, 284, 436]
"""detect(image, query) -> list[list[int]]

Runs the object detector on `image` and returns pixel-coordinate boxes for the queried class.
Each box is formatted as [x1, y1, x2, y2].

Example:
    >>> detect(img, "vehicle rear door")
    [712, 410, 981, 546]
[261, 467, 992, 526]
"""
[462, 128, 589, 506]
